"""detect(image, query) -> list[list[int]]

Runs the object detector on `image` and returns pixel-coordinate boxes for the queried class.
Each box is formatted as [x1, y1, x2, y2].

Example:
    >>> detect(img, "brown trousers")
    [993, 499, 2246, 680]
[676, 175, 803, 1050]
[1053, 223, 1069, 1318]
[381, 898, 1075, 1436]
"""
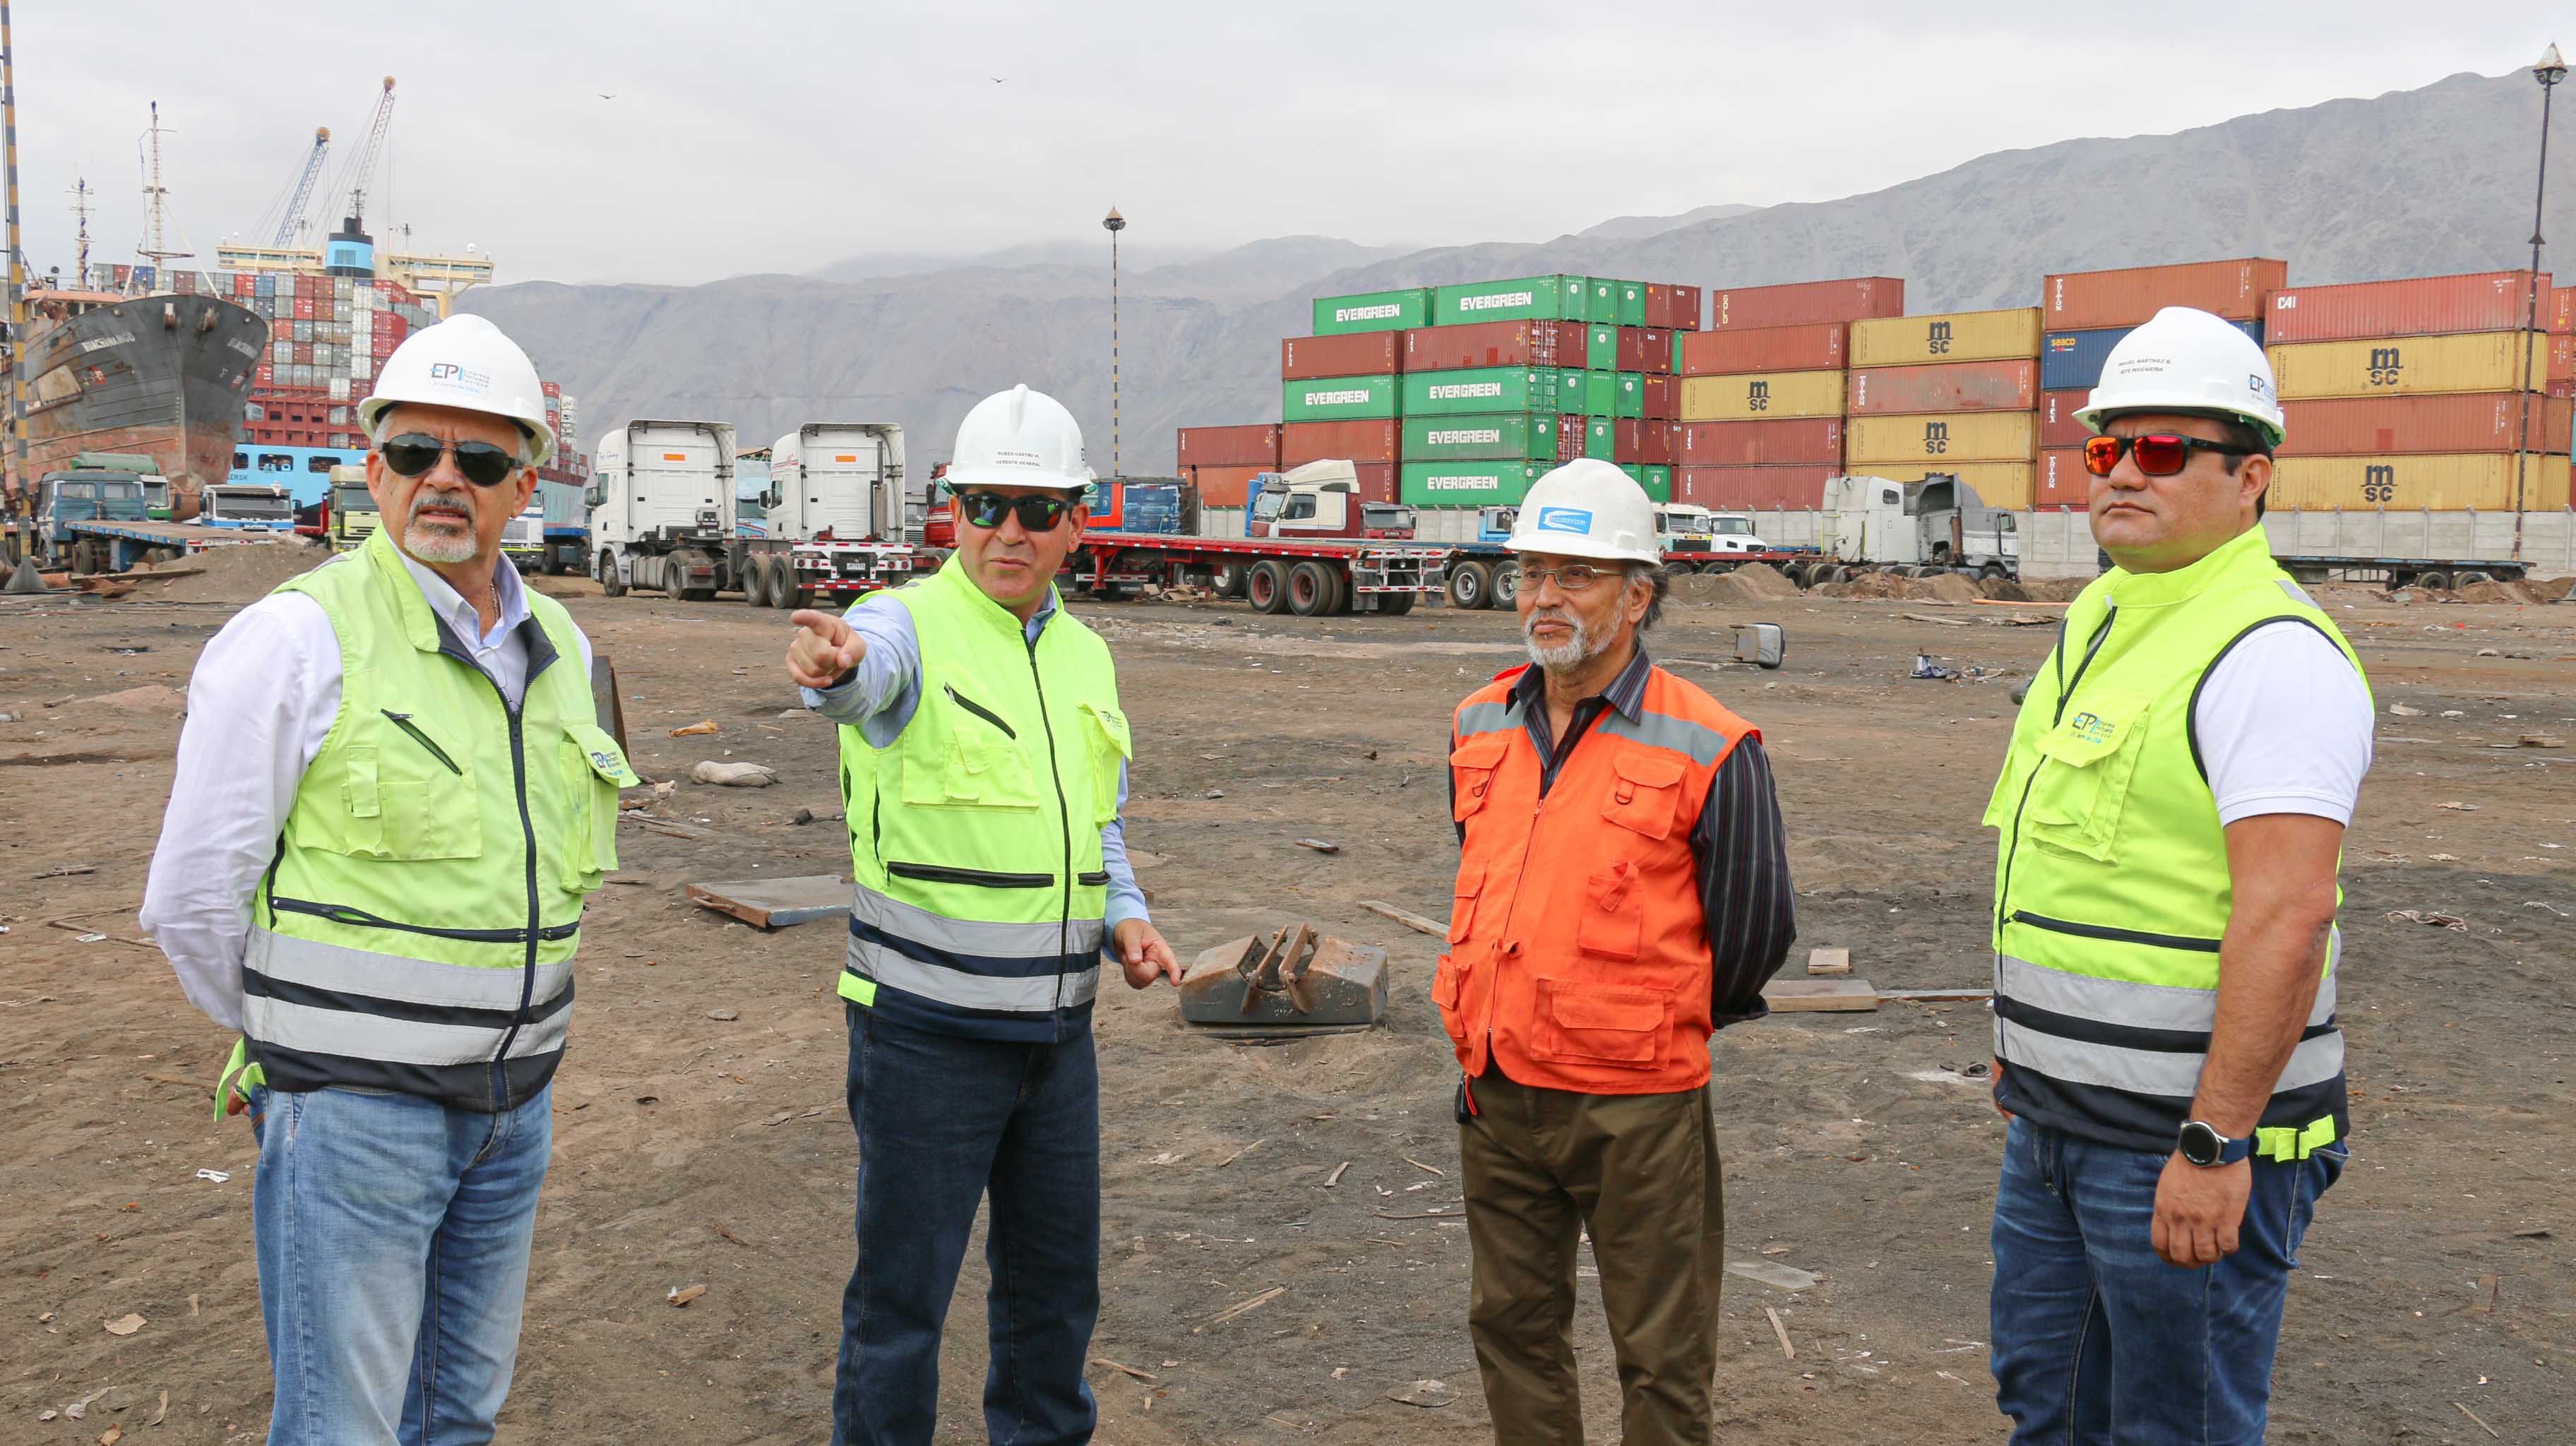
[1457, 1072, 1724, 1446]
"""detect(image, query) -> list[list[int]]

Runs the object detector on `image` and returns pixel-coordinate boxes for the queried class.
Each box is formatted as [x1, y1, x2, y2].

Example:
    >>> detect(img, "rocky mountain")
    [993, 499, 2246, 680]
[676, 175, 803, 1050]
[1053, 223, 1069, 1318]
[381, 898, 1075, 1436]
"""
[464, 68, 2576, 474]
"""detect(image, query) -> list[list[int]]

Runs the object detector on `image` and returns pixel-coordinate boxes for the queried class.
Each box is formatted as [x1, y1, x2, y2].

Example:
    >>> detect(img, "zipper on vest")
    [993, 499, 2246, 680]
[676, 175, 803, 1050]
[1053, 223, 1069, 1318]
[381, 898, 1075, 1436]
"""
[268, 895, 580, 943]
[381, 711, 463, 775]
[944, 683, 1017, 739]
[1027, 629, 1075, 1034]
[2008, 909, 2222, 953]
[1995, 607, 2117, 935]
[431, 625, 554, 1111]
[886, 860, 1054, 889]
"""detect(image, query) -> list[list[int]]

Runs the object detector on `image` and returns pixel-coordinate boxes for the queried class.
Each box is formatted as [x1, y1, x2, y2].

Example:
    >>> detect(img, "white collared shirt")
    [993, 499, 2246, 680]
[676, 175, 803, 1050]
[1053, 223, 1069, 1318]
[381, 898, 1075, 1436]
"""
[138, 549, 592, 1030]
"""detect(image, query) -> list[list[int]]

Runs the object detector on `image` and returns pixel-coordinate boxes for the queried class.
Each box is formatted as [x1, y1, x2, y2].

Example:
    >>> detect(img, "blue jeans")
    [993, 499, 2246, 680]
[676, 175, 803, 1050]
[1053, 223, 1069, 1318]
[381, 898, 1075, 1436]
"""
[1990, 1117, 2347, 1445]
[250, 1083, 552, 1446]
[833, 1005, 1101, 1446]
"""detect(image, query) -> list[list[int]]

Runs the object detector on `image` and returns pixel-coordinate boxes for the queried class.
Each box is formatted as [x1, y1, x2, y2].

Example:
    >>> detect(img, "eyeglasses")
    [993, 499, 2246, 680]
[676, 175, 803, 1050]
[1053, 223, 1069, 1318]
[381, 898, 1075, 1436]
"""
[2082, 433, 2255, 478]
[1515, 562, 1616, 593]
[955, 490, 1073, 532]
[380, 433, 520, 488]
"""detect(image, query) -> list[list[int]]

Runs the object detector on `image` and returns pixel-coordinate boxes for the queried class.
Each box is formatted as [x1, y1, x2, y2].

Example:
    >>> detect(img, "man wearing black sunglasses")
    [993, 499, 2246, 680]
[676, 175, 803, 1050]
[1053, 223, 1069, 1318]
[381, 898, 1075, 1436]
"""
[785, 384, 1176, 1446]
[1985, 307, 2374, 1443]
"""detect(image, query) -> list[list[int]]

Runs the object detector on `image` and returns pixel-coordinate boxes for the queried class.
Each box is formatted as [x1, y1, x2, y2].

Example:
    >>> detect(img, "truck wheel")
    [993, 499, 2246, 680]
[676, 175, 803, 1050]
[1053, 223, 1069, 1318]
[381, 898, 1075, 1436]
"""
[1380, 592, 1417, 616]
[1448, 560, 1491, 611]
[766, 563, 795, 609]
[600, 551, 626, 597]
[1979, 563, 2008, 581]
[1212, 562, 1247, 599]
[2455, 570, 2492, 587]
[1248, 559, 1289, 614]
[1666, 561, 1700, 575]
[73, 539, 103, 575]
[1490, 566, 1520, 609]
[1286, 561, 1334, 616]
[741, 559, 770, 607]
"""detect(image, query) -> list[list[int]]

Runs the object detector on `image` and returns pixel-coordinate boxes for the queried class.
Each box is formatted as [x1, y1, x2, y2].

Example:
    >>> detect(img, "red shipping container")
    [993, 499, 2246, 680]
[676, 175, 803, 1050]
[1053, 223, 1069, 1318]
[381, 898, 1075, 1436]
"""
[2555, 285, 2576, 334]
[2276, 393, 2575, 455]
[255, 364, 273, 386]
[372, 334, 397, 357]
[2036, 448, 2092, 508]
[1613, 418, 1642, 465]
[293, 343, 313, 364]
[234, 273, 255, 296]
[294, 299, 316, 319]
[2039, 390, 2092, 448]
[1639, 420, 1675, 467]
[1679, 322, 1847, 376]
[1615, 328, 1674, 375]
[2261, 270, 2554, 345]
[1281, 332, 1402, 381]
[1674, 465, 1834, 510]
[1642, 283, 1674, 330]
[1846, 359, 2039, 414]
[1556, 415, 1585, 464]
[1669, 285, 1703, 333]
[2554, 332, 2574, 384]
[1350, 462, 1397, 505]
[1708, 277, 1902, 330]
[1402, 319, 1578, 371]
[1680, 419, 1844, 467]
[1187, 464, 1270, 508]
[541, 381, 562, 397]
[1176, 423, 1280, 468]
[2043, 258, 2286, 329]
[1282, 419, 1400, 466]
[1640, 374, 1675, 420]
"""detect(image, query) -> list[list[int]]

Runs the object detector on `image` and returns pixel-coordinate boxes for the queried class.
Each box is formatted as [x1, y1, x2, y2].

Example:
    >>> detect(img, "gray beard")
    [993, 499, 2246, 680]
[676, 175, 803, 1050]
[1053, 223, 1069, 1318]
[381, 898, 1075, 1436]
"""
[403, 490, 480, 564]
[1524, 609, 1604, 671]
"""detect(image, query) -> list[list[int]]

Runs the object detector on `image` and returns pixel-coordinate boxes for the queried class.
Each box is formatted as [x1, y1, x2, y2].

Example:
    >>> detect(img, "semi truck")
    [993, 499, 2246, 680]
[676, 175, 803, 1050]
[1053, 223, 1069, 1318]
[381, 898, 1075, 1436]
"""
[588, 419, 914, 605]
[11, 469, 270, 574]
[326, 465, 379, 550]
[194, 482, 297, 532]
[1784, 473, 2021, 584]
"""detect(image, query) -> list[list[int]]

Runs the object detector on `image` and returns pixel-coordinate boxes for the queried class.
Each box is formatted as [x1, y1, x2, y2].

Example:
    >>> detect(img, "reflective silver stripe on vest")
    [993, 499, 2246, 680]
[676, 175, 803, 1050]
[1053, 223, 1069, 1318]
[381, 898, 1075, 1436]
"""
[1456, 700, 1517, 739]
[246, 927, 573, 1012]
[1594, 708, 1732, 767]
[847, 934, 1104, 1012]
[1994, 936, 2339, 1034]
[848, 880, 1105, 961]
[1992, 1016, 2347, 1099]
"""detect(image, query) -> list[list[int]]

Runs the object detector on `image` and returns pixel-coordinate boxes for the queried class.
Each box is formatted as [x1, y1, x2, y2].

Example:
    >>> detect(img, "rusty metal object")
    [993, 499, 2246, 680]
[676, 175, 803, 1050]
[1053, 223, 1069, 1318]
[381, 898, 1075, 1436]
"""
[1179, 925, 1388, 1034]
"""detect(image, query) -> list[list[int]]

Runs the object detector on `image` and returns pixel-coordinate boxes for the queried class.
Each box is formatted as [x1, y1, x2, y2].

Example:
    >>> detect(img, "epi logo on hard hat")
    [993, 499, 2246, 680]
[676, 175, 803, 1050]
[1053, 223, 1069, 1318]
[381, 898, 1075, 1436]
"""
[2248, 374, 2270, 398]
[427, 362, 493, 393]
[1535, 506, 1592, 534]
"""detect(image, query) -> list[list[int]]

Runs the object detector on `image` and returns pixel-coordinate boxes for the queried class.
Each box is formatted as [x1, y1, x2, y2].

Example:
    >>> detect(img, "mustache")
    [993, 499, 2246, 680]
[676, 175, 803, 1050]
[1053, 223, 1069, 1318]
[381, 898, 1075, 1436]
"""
[407, 489, 476, 522]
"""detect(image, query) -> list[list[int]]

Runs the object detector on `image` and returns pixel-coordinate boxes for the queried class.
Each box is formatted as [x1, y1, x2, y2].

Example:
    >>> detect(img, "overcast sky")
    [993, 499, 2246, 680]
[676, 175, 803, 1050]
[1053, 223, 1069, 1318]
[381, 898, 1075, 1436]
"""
[16, 4, 2568, 289]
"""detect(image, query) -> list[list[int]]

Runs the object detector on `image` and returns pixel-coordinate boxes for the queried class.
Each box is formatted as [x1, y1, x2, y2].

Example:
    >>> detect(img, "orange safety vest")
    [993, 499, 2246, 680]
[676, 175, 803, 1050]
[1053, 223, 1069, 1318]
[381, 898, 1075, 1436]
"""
[1437, 662, 1755, 1095]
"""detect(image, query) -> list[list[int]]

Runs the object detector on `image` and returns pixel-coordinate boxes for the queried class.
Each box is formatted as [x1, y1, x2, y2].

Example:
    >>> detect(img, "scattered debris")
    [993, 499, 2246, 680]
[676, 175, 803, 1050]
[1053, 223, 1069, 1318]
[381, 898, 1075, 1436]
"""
[686, 876, 849, 928]
[761, 1104, 835, 1127]
[2455, 1401, 2501, 1439]
[193, 1169, 231, 1183]
[2385, 910, 2469, 932]
[1909, 652, 1957, 681]
[669, 719, 720, 736]
[2389, 703, 2426, 717]
[1293, 838, 1341, 854]
[103, 1313, 146, 1336]
[666, 1284, 708, 1308]
[1217, 1140, 1265, 1169]
[1386, 1379, 1456, 1409]
[2436, 801, 2481, 811]
[32, 864, 96, 880]
[1402, 1156, 1445, 1177]
[1323, 1161, 1351, 1188]
[2515, 734, 2565, 749]
[1200, 1286, 1285, 1330]
[1765, 1306, 1796, 1361]
[1729, 1260, 1821, 1291]
[1762, 979, 1880, 1012]
[1090, 1357, 1158, 1382]
[690, 760, 778, 787]
[2526, 901, 2570, 919]
[1806, 947, 1849, 976]
[706, 1008, 739, 1022]
[1358, 900, 1448, 937]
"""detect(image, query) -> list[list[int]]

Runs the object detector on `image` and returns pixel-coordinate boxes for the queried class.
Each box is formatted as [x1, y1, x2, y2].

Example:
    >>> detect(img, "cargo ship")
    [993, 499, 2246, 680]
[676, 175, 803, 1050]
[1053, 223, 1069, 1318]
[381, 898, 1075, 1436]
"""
[11, 278, 268, 518]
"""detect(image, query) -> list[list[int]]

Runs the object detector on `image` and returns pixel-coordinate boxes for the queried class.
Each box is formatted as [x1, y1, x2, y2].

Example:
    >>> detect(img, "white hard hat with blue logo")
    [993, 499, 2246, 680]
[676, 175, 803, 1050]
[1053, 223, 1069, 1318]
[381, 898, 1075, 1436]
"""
[1505, 458, 1659, 563]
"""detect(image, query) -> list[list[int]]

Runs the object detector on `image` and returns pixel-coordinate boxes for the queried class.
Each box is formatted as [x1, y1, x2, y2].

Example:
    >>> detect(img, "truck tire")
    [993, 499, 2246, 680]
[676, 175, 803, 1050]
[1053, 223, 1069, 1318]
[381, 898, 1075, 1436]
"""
[741, 559, 771, 607]
[1287, 561, 1335, 616]
[1489, 565, 1520, 609]
[1247, 559, 1289, 614]
[1666, 561, 1700, 575]
[1448, 559, 1491, 611]
[1212, 562, 1248, 599]
[600, 550, 626, 597]
[1379, 591, 1417, 616]
[73, 539, 104, 575]
[768, 563, 797, 609]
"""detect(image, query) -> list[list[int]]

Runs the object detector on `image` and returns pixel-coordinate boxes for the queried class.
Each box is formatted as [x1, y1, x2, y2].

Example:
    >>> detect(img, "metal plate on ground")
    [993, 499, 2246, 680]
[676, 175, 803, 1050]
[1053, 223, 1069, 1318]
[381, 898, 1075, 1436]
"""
[686, 876, 850, 929]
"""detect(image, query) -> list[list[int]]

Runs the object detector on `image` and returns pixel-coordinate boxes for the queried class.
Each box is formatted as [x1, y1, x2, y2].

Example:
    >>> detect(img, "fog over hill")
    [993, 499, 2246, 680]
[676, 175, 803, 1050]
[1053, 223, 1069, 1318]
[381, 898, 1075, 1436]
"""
[465, 70, 2575, 474]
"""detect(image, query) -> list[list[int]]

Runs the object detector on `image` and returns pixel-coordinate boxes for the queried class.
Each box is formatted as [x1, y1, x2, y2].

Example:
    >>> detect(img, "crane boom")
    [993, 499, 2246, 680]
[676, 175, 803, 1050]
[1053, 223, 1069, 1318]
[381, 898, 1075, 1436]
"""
[270, 126, 330, 247]
[339, 76, 395, 232]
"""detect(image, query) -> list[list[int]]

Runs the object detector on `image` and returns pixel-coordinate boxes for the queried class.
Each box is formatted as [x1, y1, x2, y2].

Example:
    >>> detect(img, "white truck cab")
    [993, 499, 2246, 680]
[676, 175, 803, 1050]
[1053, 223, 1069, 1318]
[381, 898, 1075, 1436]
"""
[1248, 460, 1417, 540]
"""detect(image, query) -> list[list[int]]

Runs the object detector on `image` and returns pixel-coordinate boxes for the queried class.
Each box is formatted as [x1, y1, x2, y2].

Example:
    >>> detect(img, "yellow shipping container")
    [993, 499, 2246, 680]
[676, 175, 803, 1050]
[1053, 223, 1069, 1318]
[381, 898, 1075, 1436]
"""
[1676, 369, 1845, 421]
[2267, 332, 2551, 400]
[1849, 307, 2043, 367]
[1845, 410, 2038, 464]
[2267, 452, 2569, 510]
[1849, 461, 2035, 509]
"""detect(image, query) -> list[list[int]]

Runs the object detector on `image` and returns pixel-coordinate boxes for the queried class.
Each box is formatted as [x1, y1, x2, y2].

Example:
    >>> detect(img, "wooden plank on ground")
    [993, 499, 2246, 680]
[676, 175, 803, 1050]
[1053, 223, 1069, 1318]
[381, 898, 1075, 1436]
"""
[686, 876, 850, 929]
[1359, 900, 1448, 938]
[1762, 978, 1879, 1012]
[1806, 947, 1849, 976]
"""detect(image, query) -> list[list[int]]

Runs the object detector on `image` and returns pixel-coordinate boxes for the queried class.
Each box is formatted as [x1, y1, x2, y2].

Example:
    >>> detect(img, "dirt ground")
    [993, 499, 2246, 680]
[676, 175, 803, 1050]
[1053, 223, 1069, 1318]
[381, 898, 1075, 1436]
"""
[4, 549, 2572, 1444]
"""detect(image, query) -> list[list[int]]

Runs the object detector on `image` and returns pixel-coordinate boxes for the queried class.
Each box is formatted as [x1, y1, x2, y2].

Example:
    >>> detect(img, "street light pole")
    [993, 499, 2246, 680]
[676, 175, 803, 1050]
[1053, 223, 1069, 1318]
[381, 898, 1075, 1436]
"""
[1103, 207, 1126, 478]
[2515, 43, 2565, 560]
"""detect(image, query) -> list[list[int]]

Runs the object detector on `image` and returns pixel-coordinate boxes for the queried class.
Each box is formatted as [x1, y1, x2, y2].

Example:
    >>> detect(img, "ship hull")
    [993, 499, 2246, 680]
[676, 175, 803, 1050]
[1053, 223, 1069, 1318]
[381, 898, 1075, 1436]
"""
[15, 294, 268, 516]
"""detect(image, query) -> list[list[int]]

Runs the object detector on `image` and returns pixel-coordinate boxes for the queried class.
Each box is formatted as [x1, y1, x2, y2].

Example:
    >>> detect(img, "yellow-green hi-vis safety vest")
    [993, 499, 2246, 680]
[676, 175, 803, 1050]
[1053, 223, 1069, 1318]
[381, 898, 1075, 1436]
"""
[835, 556, 1131, 1042]
[1983, 525, 2367, 1161]
[215, 529, 636, 1119]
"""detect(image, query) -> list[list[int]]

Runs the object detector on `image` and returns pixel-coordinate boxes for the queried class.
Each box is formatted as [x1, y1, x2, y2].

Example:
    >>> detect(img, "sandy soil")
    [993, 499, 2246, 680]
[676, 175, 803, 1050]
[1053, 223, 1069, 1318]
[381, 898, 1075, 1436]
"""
[3, 568, 2572, 1443]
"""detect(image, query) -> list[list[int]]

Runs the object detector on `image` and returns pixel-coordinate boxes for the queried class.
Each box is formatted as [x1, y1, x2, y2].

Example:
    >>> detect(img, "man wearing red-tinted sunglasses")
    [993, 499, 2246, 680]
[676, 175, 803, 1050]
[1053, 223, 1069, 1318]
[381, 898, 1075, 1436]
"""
[1984, 307, 2375, 1443]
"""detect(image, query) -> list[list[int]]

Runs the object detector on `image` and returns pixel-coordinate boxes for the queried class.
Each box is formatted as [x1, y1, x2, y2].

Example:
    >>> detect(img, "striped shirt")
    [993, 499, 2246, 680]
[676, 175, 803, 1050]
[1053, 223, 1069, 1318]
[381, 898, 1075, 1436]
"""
[1453, 647, 1798, 1024]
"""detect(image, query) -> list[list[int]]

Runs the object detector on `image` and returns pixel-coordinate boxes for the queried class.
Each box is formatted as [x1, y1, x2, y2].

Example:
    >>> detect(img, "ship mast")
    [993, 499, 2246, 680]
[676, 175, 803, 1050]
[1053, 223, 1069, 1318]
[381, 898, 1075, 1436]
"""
[2, 0, 23, 513]
[136, 100, 191, 282]
[70, 174, 90, 280]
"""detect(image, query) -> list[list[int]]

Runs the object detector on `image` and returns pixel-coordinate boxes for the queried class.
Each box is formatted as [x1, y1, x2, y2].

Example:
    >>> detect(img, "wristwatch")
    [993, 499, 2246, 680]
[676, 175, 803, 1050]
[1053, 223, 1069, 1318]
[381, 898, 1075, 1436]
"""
[2177, 1120, 2252, 1167]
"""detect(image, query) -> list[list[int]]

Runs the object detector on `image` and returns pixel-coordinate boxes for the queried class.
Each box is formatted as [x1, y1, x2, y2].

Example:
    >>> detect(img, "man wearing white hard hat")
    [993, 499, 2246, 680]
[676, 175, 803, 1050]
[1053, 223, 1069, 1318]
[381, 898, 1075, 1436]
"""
[1983, 306, 2373, 1441]
[1437, 458, 1796, 1443]
[785, 384, 1177, 1445]
[141, 312, 633, 1443]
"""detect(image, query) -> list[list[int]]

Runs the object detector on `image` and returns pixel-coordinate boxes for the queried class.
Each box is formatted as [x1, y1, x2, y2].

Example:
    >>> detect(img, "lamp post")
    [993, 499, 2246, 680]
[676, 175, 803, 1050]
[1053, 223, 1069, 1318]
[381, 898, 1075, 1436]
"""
[2515, 42, 2565, 559]
[1103, 207, 1126, 478]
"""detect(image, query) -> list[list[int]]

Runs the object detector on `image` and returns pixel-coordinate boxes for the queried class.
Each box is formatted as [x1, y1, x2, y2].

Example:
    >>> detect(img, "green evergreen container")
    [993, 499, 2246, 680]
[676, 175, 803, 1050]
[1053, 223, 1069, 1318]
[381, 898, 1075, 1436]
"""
[1584, 417, 1614, 460]
[1556, 366, 1587, 404]
[1282, 374, 1399, 421]
[1311, 287, 1433, 336]
[1586, 324, 1619, 370]
[1614, 372, 1645, 419]
[1402, 366, 1559, 416]
[1639, 465, 1673, 501]
[1617, 281, 1648, 327]
[1585, 370, 1616, 417]
[1589, 278, 1618, 321]
[1403, 412, 1561, 461]
[1400, 460, 1547, 507]
[1432, 275, 1585, 326]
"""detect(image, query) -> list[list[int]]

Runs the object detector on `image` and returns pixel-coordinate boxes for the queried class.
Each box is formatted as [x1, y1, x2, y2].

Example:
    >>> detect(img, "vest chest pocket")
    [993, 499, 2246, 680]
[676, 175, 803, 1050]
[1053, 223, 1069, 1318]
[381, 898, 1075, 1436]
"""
[559, 723, 640, 890]
[1450, 734, 1511, 824]
[2025, 693, 2153, 864]
[314, 734, 482, 861]
[1600, 751, 1686, 840]
[901, 684, 1039, 811]
[1079, 701, 1132, 827]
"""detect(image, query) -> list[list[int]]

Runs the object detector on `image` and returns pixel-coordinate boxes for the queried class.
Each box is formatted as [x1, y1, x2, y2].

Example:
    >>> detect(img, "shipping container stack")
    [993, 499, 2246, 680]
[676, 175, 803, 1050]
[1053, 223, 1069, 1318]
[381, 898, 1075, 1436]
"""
[2261, 270, 2573, 511]
[2033, 260, 2285, 507]
[1842, 305, 2044, 508]
[1673, 277, 1901, 509]
[1174, 424, 1283, 507]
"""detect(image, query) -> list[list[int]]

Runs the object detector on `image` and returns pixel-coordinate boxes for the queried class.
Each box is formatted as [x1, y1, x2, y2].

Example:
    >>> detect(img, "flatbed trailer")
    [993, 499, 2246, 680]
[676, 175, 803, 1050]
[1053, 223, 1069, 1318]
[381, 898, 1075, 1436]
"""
[2273, 553, 2530, 588]
[1065, 531, 1445, 616]
[59, 518, 285, 573]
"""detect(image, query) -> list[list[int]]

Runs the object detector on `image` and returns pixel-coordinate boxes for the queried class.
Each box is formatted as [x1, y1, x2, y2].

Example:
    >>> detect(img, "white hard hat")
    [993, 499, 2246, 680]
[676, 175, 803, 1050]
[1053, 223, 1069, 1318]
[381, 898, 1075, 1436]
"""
[944, 384, 1090, 491]
[2075, 305, 2286, 448]
[1505, 459, 1658, 564]
[356, 313, 557, 468]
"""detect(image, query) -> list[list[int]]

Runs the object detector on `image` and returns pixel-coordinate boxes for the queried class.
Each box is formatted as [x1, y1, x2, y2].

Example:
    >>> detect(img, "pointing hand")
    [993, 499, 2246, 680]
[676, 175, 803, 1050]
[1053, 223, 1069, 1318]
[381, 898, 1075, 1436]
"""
[787, 609, 867, 689]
